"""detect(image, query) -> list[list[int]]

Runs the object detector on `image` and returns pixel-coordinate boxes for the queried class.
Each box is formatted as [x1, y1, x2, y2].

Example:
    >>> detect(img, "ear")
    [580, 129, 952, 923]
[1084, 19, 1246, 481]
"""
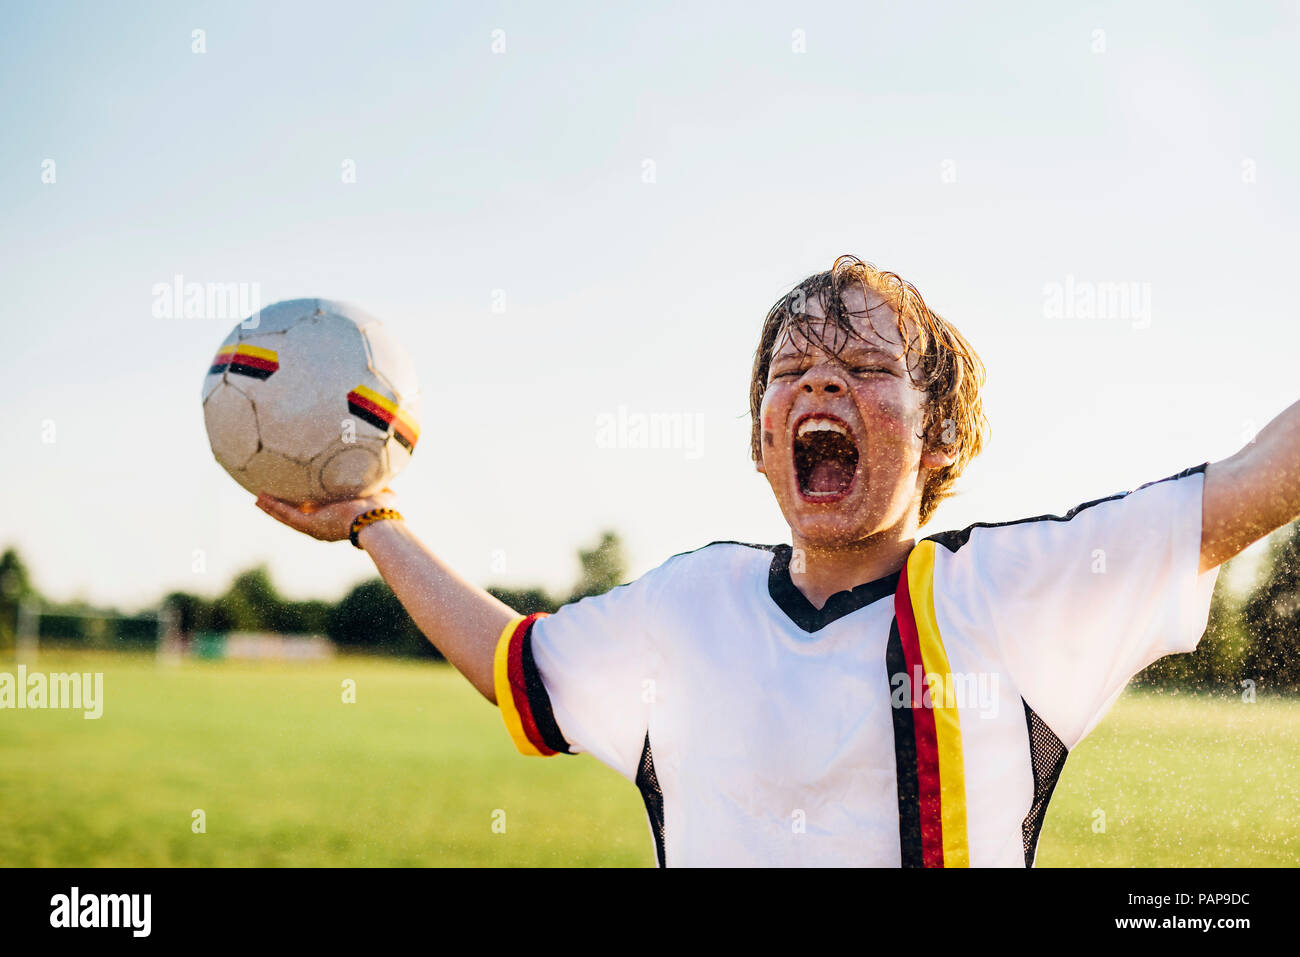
[920, 408, 957, 470]
[755, 401, 773, 475]
[920, 445, 956, 470]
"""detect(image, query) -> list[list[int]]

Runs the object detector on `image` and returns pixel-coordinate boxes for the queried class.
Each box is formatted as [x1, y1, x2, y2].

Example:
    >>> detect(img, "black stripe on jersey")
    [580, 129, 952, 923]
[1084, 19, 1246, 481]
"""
[886, 618, 923, 867]
[925, 462, 1209, 555]
[635, 733, 666, 868]
[1021, 700, 1068, 867]
[518, 617, 573, 755]
[769, 544, 901, 633]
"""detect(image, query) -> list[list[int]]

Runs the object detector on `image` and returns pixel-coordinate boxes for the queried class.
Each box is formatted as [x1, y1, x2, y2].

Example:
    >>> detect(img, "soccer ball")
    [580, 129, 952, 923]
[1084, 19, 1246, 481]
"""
[202, 299, 421, 505]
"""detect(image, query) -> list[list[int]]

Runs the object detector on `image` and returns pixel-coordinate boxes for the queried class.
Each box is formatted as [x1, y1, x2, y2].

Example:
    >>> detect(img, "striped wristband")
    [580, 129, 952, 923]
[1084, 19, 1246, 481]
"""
[349, 507, 403, 548]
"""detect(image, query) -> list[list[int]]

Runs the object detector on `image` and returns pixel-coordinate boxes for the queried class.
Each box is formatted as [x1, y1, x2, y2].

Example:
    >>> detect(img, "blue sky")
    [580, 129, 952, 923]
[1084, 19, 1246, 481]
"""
[2, 1, 1298, 608]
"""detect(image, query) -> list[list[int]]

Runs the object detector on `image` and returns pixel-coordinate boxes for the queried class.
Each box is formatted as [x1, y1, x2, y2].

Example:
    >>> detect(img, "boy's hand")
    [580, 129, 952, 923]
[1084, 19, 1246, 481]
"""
[255, 489, 399, 542]
[256, 486, 514, 702]
[258, 484, 514, 703]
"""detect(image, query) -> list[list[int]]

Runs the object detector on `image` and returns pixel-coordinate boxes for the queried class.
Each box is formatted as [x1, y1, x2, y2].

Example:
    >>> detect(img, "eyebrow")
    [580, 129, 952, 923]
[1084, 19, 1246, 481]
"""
[771, 343, 901, 365]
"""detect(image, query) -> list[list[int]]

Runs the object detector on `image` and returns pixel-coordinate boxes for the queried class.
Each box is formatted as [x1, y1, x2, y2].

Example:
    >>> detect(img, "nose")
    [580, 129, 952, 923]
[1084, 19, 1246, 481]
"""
[800, 361, 847, 395]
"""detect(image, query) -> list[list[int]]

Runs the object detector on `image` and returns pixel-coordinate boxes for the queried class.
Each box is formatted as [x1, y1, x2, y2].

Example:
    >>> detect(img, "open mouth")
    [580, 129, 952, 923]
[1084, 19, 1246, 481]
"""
[793, 414, 860, 502]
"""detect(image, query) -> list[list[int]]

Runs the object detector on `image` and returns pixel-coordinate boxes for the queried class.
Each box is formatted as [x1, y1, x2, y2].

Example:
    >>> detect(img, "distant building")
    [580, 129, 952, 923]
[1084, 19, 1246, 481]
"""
[186, 632, 336, 661]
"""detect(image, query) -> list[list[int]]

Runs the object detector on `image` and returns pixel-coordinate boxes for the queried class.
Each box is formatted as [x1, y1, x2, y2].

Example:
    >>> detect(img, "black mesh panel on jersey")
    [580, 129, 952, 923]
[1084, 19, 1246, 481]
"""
[636, 733, 666, 868]
[1021, 700, 1068, 867]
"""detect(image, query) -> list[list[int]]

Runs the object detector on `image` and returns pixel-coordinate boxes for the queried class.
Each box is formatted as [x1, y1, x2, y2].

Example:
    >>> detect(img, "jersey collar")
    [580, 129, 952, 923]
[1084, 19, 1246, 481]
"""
[767, 543, 902, 633]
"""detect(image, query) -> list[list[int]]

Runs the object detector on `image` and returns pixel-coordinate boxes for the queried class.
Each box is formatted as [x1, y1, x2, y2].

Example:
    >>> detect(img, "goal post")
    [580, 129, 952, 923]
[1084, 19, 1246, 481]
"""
[15, 599, 39, 663]
[9, 601, 170, 663]
[155, 600, 182, 667]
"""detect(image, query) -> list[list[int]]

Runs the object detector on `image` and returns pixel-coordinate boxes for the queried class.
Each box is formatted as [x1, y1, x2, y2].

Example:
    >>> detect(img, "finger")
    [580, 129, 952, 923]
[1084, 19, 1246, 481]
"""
[257, 492, 306, 514]
[256, 495, 316, 532]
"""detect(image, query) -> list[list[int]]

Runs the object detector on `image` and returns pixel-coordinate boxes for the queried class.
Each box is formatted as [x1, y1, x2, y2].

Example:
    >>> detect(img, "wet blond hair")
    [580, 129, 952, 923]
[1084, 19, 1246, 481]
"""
[749, 255, 989, 525]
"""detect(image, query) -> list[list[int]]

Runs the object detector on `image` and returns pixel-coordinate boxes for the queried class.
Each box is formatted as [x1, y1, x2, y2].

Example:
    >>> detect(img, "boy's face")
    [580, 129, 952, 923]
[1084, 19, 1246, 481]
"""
[757, 286, 953, 546]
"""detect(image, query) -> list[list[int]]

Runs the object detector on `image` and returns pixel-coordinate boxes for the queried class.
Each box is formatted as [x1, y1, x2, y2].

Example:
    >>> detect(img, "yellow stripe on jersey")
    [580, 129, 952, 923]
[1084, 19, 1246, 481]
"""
[494, 615, 543, 756]
[908, 540, 970, 867]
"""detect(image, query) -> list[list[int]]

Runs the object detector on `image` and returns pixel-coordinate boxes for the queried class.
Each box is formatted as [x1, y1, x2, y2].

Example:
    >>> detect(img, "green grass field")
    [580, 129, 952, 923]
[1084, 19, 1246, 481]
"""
[2, 650, 1297, 867]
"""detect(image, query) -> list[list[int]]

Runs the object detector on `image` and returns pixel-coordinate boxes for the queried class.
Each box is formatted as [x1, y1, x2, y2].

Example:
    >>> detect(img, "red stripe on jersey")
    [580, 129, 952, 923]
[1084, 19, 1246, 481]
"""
[506, 614, 557, 756]
[895, 567, 944, 867]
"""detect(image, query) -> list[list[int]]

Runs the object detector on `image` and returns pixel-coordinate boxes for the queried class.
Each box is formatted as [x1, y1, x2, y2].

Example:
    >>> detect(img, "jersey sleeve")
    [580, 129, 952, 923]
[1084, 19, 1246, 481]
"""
[931, 463, 1219, 749]
[493, 558, 674, 781]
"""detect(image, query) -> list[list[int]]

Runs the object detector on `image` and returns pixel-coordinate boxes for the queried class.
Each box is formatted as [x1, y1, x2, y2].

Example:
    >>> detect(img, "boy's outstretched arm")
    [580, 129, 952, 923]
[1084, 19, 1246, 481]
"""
[1201, 396, 1300, 573]
[255, 491, 514, 704]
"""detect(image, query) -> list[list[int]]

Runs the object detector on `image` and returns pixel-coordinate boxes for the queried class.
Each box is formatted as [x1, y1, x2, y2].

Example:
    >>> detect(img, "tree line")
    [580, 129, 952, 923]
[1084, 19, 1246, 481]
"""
[0, 531, 630, 662]
[1135, 519, 1300, 692]
[1, 523, 1296, 690]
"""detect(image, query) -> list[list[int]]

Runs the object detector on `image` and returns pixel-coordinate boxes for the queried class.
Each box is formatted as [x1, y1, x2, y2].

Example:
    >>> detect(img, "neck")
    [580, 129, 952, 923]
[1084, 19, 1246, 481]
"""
[788, 528, 916, 610]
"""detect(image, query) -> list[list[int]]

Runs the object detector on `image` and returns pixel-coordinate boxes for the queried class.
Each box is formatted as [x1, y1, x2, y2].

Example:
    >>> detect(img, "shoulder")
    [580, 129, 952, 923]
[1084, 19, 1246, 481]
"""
[550, 540, 775, 626]
[923, 462, 1210, 556]
[607, 540, 776, 603]
[663, 539, 777, 563]
[650, 539, 776, 583]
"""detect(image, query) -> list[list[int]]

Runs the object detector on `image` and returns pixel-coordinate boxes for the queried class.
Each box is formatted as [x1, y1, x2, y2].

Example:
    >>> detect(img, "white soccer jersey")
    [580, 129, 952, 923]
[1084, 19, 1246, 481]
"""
[493, 463, 1219, 867]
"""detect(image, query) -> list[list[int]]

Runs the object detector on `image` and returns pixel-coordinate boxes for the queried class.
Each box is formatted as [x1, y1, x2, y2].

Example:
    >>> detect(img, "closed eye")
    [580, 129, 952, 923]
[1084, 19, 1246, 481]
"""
[772, 365, 896, 381]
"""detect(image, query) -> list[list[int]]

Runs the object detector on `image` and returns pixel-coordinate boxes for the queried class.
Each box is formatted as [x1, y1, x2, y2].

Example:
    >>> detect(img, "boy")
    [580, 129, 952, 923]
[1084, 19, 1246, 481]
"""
[256, 256, 1300, 867]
